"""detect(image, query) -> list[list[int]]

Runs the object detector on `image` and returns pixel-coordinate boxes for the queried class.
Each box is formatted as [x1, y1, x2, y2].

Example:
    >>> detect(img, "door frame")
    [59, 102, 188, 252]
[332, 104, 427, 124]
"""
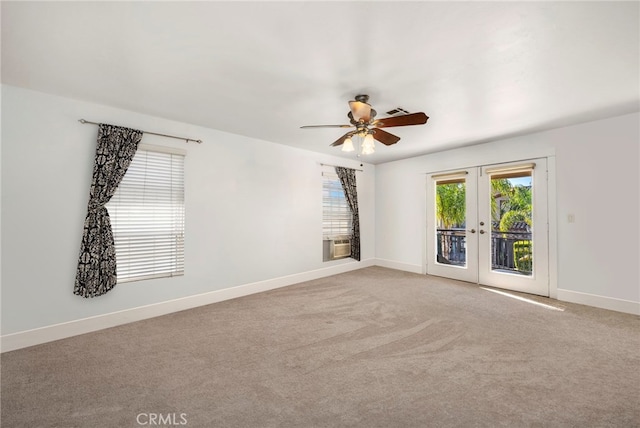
[423, 156, 558, 299]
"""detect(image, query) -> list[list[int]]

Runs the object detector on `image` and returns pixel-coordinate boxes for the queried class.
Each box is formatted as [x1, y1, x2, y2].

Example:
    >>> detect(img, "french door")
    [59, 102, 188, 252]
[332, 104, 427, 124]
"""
[426, 159, 549, 296]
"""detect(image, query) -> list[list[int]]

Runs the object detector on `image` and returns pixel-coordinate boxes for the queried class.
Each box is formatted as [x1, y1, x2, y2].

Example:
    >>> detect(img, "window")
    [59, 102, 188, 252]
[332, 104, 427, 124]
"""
[106, 144, 185, 282]
[322, 172, 352, 238]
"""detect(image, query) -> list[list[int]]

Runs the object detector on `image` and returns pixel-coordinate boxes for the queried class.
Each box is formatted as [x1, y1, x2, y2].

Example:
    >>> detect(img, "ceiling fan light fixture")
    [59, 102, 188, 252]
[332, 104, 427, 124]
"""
[361, 133, 375, 155]
[349, 97, 372, 122]
[342, 137, 354, 152]
[362, 144, 375, 155]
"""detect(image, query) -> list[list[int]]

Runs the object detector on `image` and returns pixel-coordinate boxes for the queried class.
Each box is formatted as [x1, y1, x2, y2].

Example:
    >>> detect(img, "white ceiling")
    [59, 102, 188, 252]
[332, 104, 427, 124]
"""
[2, 1, 638, 164]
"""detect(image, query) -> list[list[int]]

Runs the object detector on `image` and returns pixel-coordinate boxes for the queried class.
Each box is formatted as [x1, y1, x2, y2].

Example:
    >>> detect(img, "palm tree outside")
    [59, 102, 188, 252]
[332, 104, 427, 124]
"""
[435, 181, 466, 264]
[490, 175, 533, 274]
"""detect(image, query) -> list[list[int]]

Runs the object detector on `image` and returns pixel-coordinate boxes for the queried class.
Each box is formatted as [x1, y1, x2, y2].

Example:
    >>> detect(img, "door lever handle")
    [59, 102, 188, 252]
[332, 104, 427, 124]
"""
[467, 229, 476, 234]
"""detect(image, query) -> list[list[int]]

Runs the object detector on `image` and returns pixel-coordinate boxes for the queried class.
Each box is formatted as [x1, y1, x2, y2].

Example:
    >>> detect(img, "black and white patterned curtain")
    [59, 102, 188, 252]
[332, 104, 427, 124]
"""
[74, 124, 143, 298]
[335, 166, 361, 261]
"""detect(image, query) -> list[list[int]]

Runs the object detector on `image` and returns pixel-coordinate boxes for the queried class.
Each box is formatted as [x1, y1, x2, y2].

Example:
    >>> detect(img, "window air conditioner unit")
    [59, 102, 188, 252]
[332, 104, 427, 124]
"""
[330, 238, 351, 260]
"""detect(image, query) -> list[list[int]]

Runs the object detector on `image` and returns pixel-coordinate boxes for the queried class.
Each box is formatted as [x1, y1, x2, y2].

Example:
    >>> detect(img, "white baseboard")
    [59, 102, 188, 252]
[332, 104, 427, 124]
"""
[1, 258, 375, 353]
[374, 258, 423, 274]
[557, 289, 640, 315]
[5, 261, 634, 353]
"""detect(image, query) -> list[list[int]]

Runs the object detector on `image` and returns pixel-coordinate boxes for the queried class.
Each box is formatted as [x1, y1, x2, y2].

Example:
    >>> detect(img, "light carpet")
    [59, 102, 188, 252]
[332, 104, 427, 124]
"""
[2, 267, 639, 427]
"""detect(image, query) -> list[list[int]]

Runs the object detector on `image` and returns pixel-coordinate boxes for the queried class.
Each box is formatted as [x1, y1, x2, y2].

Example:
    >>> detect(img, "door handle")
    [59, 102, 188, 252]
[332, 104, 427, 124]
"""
[479, 230, 486, 234]
[467, 229, 476, 234]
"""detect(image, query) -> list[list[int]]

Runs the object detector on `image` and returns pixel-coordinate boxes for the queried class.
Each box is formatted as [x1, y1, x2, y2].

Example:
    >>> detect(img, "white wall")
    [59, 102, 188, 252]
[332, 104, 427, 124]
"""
[376, 112, 639, 312]
[1, 85, 375, 339]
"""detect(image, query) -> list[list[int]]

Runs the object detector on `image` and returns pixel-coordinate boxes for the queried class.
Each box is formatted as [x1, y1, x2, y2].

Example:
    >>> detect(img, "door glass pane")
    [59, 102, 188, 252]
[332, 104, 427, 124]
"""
[435, 179, 466, 267]
[489, 171, 532, 276]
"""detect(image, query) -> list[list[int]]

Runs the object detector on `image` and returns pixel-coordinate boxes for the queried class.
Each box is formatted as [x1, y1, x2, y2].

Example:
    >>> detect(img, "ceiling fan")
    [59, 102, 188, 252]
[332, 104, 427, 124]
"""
[300, 95, 429, 154]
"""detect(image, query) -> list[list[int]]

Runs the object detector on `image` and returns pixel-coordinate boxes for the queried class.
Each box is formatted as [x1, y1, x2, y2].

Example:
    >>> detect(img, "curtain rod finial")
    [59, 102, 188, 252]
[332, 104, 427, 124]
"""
[79, 119, 86, 124]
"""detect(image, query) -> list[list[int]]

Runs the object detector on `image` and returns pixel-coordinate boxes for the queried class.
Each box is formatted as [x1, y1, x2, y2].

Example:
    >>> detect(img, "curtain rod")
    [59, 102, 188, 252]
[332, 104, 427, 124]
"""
[320, 163, 363, 172]
[79, 119, 203, 144]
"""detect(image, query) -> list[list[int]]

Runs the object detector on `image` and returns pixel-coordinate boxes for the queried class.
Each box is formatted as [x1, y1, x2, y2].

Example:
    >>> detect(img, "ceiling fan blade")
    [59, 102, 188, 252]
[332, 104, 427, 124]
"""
[349, 100, 372, 122]
[301, 124, 353, 129]
[330, 132, 353, 147]
[374, 112, 429, 128]
[372, 128, 401, 146]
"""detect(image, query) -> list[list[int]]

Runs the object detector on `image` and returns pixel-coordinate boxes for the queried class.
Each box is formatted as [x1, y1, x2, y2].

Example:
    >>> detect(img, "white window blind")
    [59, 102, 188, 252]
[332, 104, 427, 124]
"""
[322, 172, 352, 239]
[106, 145, 185, 283]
